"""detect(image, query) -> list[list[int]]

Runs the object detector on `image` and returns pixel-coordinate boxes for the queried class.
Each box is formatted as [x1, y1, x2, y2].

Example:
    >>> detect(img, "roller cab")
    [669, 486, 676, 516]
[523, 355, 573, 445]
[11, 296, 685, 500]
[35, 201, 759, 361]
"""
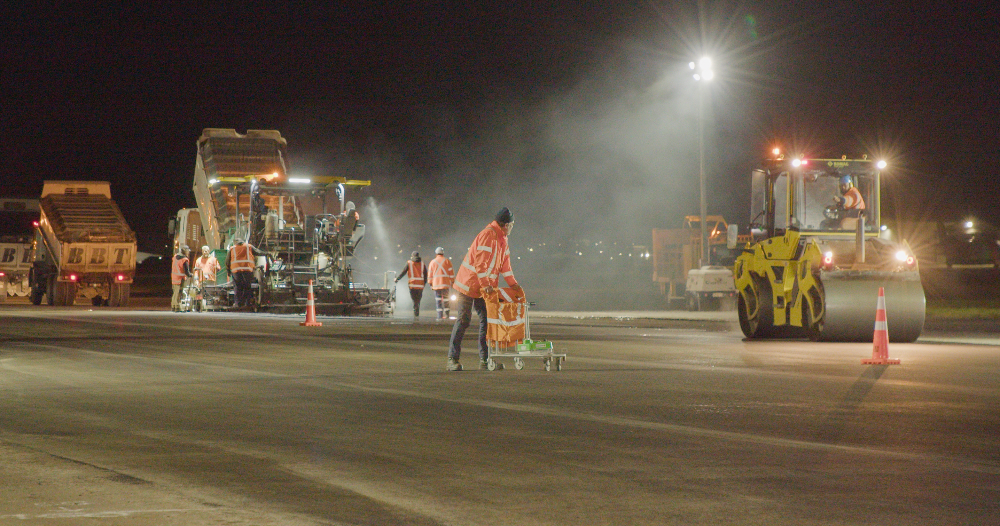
[734, 155, 925, 342]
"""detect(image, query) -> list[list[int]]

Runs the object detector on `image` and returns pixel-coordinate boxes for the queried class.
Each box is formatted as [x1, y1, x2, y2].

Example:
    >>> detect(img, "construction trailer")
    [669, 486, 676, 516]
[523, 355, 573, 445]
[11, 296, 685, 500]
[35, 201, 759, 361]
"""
[30, 181, 136, 306]
[733, 154, 925, 342]
[170, 128, 393, 315]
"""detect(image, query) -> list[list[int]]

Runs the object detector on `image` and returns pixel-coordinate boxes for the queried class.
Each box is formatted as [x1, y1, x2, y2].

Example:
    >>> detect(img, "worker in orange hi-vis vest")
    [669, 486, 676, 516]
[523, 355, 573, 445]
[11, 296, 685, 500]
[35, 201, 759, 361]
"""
[227, 240, 262, 311]
[193, 245, 221, 311]
[394, 251, 428, 317]
[427, 246, 455, 321]
[836, 175, 865, 211]
[447, 207, 524, 372]
[194, 246, 222, 285]
[170, 245, 192, 312]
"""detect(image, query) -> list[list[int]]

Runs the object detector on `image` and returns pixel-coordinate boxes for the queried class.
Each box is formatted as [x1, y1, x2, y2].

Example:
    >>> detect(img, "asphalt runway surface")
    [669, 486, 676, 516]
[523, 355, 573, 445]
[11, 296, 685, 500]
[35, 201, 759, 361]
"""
[1, 304, 998, 525]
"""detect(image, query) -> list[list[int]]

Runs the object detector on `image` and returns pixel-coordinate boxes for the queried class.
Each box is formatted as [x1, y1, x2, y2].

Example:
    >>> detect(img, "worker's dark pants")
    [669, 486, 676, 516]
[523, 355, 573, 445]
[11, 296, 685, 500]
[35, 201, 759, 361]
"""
[233, 271, 253, 308]
[448, 292, 488, 362]
[434, 289, 450, 319]
[409, 287, 423, 317]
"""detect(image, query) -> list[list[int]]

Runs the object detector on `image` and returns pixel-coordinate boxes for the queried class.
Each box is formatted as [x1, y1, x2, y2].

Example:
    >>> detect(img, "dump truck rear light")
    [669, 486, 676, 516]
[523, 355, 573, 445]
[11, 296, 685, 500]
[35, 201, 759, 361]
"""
[33, 221, 40, 227]
[116, 274, 126, 281]
[69, 274, 78, 282]
[906, 256, 915, 266]
[822, 251, 834, 269]
[0, 271, 5, 278]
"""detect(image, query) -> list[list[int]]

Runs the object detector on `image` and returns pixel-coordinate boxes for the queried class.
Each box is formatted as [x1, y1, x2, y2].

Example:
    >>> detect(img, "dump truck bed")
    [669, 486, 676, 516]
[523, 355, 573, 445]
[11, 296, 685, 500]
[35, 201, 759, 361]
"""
[39, 193, 136, 244]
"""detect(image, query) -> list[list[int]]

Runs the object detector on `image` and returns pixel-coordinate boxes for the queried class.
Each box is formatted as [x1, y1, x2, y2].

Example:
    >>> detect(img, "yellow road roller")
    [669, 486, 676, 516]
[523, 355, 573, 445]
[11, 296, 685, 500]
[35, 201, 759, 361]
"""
[732, 154, 925, 342]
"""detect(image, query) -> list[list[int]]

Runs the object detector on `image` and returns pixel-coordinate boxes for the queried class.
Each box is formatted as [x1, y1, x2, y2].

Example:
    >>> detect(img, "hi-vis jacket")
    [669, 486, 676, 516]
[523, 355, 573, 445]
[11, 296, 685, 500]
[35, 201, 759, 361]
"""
[454, 220, 523, 301]
[842, 187, 865, 210]
[405, 260, 426, 289]
[427, 254, 454, 290]
[228, 243, 258, 273]
[194, 255, 222, 283]
[171, 255, 190, 285]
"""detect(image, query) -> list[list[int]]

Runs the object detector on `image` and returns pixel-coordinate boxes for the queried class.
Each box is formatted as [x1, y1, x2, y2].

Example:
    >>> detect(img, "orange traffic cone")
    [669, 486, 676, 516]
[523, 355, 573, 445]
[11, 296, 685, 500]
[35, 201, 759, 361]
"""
[862, 287, 899, 365]
[301, 279, 322, 327]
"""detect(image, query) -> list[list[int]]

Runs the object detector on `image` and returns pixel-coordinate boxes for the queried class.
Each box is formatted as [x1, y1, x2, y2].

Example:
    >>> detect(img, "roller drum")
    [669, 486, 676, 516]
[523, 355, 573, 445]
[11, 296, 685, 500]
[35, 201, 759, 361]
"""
[818, 270, 925, 342]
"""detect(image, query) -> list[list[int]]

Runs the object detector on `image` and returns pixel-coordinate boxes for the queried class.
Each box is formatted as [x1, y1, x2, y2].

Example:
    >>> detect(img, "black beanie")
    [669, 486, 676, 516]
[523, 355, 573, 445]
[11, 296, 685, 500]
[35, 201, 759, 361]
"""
[495, 207, 514, 225]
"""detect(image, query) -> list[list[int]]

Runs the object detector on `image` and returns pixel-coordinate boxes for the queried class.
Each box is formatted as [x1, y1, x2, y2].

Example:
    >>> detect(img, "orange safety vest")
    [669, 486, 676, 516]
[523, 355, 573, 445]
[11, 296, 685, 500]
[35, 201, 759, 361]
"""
[843, 187, 865, 210]
[195, 255, 221, 283]
[229, 244, 256, 273]
[427, 255, 454, 290]
[453, 221, 522, 300]
[171, 256, 189, 285]
[407, 260, 426, 289]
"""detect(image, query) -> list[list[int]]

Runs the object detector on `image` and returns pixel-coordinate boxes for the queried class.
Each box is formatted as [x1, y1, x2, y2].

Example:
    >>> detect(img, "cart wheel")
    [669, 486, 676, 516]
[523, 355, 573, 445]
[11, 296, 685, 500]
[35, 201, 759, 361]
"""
[487, 358, 498, 371]
[514, 358, 524, 370]
[543, 358, 551, 371]
[555, 358, 563, 371]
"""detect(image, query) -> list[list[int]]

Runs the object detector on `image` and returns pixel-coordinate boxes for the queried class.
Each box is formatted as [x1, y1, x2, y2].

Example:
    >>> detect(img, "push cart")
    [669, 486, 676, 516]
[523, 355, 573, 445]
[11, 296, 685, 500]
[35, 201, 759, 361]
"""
[485, 298, 566, 372]
[177, 279, 202, 312]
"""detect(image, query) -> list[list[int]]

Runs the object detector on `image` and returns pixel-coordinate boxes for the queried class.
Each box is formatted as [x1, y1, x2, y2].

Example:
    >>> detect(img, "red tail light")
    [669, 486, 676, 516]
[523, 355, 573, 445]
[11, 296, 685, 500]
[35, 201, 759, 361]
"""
[117, 274, 126, 281]
[69, 274, 78, 282]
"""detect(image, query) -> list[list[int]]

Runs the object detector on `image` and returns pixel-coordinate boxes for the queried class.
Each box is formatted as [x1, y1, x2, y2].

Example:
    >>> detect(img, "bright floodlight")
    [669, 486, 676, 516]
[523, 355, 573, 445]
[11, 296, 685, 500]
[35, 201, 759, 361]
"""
[791, 158, 802, 167]
[772, 148, 780, 156]
[895, 250, 908, 262]
[288, 177, 311, 184]
[876, 160, 887, 169]
[965, 221, 974, 229]
[691, 56, 713, 82]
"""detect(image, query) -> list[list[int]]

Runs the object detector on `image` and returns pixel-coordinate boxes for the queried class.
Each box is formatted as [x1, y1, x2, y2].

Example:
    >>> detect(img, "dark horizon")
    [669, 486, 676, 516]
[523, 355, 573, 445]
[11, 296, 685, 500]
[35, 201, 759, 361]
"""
[5, 1, 999, 260]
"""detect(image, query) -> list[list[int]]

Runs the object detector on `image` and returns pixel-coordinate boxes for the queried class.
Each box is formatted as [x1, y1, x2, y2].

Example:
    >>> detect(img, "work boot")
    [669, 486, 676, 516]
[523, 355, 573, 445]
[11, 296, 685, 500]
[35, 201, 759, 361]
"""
[446, 359, 462, 372]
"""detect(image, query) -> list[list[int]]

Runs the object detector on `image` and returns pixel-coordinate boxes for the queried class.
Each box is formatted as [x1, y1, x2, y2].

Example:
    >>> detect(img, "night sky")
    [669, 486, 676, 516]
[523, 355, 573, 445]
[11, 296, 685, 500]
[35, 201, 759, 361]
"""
[5, 1, 999, 261]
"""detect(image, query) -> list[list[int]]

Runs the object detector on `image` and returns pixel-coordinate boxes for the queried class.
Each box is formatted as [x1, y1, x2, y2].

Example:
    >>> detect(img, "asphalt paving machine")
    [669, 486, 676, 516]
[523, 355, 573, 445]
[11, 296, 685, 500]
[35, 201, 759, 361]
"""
[176, 128, 393, 315]
[733, 153, 925, 342]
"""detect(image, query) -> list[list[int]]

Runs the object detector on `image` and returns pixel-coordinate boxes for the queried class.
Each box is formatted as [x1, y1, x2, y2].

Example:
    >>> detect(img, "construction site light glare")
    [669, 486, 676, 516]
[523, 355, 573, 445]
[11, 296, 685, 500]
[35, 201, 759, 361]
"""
[791, 159, 802, 167]
[877, 160, 888, 169]
[772, 148, 780, 156]
[288, 178, 311, 184]
[895, 250, 908, 262]
[965, 221, 974, 229]
[208, 178, 218, 185]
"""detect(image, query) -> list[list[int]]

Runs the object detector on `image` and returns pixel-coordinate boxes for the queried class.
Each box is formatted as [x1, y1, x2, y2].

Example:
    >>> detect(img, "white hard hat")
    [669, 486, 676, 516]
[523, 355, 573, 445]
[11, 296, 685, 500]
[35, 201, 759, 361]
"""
[345, 201, 355, 211]
[435, 247, 444, 255]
